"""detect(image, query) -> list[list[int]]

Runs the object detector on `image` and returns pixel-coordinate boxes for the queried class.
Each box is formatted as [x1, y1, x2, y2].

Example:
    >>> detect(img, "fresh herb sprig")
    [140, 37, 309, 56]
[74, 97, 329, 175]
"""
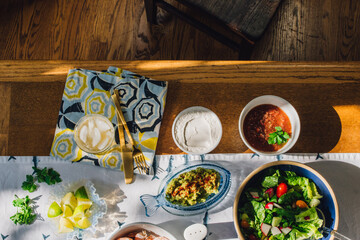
[10, 195, 36, 225]
[267, 126, 290, 145]
[22, 167, 62, 192]
[21, 175, 37, 193]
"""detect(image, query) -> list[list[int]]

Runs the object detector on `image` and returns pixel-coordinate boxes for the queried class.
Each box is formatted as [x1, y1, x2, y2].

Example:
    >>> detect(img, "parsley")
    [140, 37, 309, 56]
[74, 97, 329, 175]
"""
[267, 126, 290, 145]
[22, 167, 62, 192]
[10, 195, 37, 225]
[33, 167, 62, 185]
[21, 175, 37, 192]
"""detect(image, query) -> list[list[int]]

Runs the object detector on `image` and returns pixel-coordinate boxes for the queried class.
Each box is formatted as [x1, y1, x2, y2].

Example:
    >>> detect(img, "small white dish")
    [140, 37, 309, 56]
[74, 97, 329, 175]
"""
[184, 223, 208, 240]
[172, 106, 222, 155]
[239, 95, 301, 156]
[108, 222, 177, 240]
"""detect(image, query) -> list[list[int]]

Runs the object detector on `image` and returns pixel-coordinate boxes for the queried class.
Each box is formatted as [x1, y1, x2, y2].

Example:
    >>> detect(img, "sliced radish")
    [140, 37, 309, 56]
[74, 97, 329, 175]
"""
[261, 223, 272, 236]
[265, 202, 274, 210]
[273, 203, 283, 209]
[265, 188, 274, 198]
[250, 191, 259, 199]
[271, 226, 282, 235]
[280, 227, 292, 235]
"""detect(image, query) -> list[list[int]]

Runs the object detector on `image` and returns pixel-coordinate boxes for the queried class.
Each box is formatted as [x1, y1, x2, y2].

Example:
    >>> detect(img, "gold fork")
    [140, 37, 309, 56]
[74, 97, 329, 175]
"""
[113, 89, 149, 174]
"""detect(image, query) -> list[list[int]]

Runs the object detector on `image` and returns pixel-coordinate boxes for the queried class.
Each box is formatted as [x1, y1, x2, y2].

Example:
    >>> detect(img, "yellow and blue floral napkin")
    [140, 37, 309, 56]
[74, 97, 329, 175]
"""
[50, 67, 168, 174]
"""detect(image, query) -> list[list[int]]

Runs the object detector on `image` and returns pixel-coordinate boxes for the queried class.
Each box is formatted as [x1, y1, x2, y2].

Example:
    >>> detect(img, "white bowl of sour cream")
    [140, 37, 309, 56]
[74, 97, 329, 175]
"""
[172, 106, 222, 155]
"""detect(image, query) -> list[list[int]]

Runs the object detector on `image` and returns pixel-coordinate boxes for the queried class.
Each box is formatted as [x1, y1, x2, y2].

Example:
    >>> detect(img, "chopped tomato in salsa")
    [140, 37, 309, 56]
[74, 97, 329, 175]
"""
[243, 104, 291, 152]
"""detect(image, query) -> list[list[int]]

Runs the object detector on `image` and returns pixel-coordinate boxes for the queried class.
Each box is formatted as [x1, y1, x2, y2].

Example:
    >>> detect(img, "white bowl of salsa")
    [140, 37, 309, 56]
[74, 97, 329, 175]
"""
[239, 95, 300, 155]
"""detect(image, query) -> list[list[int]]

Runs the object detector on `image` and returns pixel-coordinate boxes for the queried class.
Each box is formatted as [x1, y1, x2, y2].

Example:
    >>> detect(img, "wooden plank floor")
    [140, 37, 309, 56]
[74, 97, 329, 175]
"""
[0, 0, 359, 60]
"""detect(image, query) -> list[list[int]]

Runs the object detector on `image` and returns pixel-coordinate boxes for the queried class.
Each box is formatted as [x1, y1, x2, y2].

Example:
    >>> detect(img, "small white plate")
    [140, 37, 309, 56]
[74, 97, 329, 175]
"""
[239, 95, 301, 156]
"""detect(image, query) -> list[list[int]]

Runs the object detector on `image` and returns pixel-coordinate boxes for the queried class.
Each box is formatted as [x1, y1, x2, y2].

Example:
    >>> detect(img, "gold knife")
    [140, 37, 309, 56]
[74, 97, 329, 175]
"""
[112, 93, 134, 184]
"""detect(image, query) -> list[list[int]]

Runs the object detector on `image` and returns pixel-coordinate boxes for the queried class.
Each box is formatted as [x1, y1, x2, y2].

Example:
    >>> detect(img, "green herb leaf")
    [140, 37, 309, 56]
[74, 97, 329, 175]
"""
[21, 175, 37, 193]
[10, 195, 36, 225]
[267, 127, 291, 145]
[22, 167, 62, 192]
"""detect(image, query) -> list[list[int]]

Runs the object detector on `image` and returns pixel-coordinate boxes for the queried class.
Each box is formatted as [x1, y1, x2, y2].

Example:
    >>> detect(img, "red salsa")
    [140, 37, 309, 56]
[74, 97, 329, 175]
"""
[243, 104, 291, 152]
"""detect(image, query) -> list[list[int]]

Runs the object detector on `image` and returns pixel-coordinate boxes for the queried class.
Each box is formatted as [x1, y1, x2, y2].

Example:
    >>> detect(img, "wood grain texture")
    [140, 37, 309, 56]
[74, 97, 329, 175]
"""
[0, 61, 360, 156]
[253, 0, 360, 60]
[184, 0, 282, 40]
[0, 0, 359, 60]
[0, 83, 11, 154]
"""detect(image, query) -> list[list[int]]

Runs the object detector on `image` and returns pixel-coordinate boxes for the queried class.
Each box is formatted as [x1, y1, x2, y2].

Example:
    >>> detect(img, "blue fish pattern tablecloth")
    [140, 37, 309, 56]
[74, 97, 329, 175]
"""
[50, 67, 168, 174]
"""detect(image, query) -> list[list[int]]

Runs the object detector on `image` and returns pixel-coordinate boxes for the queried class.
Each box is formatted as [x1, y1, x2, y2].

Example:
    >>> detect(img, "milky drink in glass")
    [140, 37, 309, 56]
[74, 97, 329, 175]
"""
[74, 114, 115, 154]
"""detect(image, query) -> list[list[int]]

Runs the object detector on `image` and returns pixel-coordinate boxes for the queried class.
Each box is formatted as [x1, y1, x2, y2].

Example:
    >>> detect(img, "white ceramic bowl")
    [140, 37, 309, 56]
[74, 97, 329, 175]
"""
[108, 222, 177, 240]
[172, 106, 222, 155]
[239, 95, 300, 155]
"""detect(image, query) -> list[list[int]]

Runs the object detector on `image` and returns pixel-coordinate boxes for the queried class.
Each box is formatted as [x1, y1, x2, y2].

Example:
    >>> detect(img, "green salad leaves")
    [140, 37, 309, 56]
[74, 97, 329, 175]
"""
[239, 169, 324, 240]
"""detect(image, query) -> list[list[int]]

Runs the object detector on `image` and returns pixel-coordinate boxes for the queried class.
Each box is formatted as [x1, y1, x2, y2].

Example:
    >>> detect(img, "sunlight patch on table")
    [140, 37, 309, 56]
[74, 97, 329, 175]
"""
[331, 105, 360, 152]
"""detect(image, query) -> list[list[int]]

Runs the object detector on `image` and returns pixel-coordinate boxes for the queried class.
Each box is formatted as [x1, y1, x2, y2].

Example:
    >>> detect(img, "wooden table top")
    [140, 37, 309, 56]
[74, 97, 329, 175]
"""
[1, 61, 360, 156]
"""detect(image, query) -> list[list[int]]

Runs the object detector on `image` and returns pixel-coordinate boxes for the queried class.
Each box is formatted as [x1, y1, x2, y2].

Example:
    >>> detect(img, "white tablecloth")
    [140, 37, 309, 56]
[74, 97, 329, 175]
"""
[0, 153, 359, 240]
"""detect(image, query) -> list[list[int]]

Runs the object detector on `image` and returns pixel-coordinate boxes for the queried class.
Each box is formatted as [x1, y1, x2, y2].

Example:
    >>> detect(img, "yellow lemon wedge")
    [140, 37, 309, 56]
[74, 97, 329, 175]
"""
[84, 209, 91, 218]
[59, 217, 74, 233]
[75, 217, 91, 229]
[67, 216, 77, 226]
[62, 204, 73, 218]
[61, 192, 77, 210]
[77, 198, 92, 210]
[72, 205, 86, 221]
[48, 202, 63, 218]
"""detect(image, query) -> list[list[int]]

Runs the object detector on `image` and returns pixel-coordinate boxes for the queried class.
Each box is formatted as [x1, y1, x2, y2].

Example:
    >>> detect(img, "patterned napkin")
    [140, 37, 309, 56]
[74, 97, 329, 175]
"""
[50, 67, 168, 174]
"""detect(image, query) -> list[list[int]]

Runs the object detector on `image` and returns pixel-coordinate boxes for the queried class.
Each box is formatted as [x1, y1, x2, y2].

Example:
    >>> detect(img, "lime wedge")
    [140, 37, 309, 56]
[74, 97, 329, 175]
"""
[75, 186, 89, 199]
[48, 202, 63, 218]
[77, 198, 92, 210]
[72, 205, 86, 221]
[63, 204, 73, 217]
[59, 217, 74, 233]
[75, 217, 91, 229]
[61, 192, 77, 210]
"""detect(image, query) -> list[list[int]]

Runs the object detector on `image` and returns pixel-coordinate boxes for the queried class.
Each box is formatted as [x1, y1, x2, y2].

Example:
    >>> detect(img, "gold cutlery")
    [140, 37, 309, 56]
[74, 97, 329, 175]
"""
[111, 93, 134, 184]
[113, 89, 149, 174]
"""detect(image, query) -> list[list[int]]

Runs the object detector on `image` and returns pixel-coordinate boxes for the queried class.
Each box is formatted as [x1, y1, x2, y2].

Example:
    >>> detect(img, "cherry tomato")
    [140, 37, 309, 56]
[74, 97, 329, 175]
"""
[276, 183, 288, 198]
[241, 219, 250, 229]
[296, 200, 308, 208]
[248, 234, 258, 240]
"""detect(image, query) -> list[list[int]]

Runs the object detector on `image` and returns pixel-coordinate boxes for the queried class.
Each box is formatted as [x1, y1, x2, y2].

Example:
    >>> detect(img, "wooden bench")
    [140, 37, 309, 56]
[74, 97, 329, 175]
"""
[144, 0, 283, 58]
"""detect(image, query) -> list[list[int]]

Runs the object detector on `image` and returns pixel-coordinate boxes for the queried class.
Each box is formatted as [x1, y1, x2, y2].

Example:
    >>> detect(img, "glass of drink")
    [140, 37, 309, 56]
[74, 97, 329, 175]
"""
[74, 114, 115, 154]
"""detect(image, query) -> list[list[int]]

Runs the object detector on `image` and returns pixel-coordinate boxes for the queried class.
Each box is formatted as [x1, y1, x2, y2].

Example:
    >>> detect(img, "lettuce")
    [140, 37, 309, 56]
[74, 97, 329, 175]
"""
[278, 190, 302, 205]
[269, 233, 285, 240]
[310, 182, 323, 199]
[295, 222, 324, 239]
[262, 176, 279, 188]
[295, 207, 319, 222]
[251, 200, 265, 222]
[286, 177, 322, 200]
[273, 208, 297, 220]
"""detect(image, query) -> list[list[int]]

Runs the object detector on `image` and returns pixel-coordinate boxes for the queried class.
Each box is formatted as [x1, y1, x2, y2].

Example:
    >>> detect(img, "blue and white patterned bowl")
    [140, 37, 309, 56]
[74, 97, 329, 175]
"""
[140, 161, 231, 216]
[233, 161, 339, 240]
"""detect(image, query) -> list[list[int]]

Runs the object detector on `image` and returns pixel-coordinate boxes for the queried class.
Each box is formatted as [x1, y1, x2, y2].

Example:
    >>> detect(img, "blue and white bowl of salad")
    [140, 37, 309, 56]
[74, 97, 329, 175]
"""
[233, 161, 339, 240]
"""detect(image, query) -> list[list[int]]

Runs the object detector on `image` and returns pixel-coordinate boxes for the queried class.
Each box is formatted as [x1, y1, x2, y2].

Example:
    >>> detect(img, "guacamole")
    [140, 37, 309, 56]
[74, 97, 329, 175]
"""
[165, 167, 220, 206]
